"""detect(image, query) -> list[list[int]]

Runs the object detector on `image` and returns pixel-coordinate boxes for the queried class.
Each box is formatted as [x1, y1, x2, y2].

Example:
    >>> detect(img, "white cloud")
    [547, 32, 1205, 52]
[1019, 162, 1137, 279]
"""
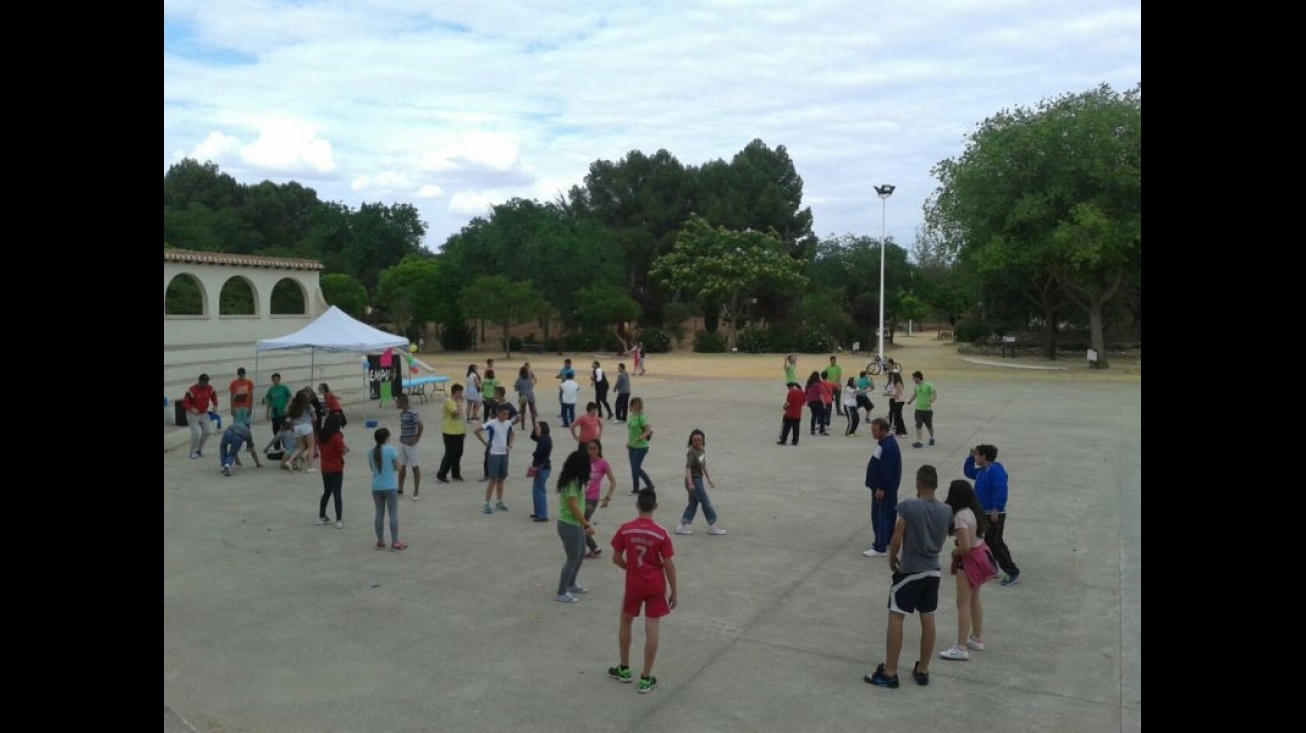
[164, 0, 1141, 248]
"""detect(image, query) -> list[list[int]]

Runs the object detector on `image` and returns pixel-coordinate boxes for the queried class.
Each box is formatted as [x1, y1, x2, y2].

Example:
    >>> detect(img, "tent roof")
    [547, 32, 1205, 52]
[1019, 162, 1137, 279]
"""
[255, 306, 409, 353]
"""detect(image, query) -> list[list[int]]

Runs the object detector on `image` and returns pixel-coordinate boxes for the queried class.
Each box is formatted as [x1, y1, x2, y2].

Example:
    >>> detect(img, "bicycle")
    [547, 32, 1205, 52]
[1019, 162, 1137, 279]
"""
[865, 355, 903, 376]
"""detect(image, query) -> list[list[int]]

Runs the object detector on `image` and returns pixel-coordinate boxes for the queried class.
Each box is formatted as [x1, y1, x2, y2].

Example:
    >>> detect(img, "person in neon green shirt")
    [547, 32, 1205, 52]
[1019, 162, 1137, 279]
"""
[626, 397, 654, 495]
[907, 371, 938, 448]
[783, 354, 798, 386]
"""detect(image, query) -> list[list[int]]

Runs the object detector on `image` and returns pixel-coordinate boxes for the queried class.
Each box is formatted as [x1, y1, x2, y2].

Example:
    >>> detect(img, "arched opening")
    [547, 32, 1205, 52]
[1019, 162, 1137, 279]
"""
[219, 276, 258, 315]
[271, 278, 307, 315]
[165, 273, 206, 316]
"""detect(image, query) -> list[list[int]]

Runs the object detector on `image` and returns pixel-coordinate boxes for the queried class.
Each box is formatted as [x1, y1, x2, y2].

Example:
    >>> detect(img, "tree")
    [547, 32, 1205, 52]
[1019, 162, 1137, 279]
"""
[459, 276, 554, 358]
[343, 203, 428, 292]
[649, 215, 807, 351]
[926, 83, 1140, 366]
[375, 256, 444, 340]
[320, 273, 368, 319]
[574, 285, 642, 347]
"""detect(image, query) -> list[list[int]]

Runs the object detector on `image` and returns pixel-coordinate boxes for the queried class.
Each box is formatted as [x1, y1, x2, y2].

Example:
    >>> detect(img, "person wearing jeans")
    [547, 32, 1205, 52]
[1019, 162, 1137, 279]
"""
[676, 429, 725, 536]
[528, 422, 553, 521]
[626, 397, 654, 495]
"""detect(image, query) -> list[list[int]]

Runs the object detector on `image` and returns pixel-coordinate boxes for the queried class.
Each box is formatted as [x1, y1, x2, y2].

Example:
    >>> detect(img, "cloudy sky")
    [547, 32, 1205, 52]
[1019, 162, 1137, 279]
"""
[163, 0, 1141, 252]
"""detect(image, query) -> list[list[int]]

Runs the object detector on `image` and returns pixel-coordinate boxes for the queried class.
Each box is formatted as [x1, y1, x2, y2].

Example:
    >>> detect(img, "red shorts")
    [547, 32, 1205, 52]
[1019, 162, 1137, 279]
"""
[622, 590, 670, 619]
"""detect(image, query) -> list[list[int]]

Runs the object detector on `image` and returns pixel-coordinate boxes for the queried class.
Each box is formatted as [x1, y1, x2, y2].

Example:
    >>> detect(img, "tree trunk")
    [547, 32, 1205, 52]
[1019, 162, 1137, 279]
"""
[1041, 307, 1058, 360]
[726, 293, 740, 351]
[1088, 300, 1110, 369]
[502, 318, 513, 359]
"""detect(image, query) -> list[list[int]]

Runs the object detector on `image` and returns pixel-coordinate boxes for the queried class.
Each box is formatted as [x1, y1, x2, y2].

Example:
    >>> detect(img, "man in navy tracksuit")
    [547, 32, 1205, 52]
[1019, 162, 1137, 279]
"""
[862, 417, 902, 557]
[964, 444, 1021, 585]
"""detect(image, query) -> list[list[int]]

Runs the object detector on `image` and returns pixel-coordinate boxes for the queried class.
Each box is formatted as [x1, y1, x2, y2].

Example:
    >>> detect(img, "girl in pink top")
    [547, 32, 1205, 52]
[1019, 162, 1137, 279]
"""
[941, 479, 997, 662]
[583, 439, 617, 558]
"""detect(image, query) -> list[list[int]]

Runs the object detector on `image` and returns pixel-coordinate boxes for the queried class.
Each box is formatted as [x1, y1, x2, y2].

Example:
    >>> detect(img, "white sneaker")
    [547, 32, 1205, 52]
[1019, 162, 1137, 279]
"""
[675, 524, 693, 535]
[335, 521, 344, 529]
[412, 494, 420, 502]
[938, 644, 971, 661]
[862, 547, 887, 557]
[708, 525, 727, 536]
[318, 517, 331, 525]
[966, 636, 985, 651]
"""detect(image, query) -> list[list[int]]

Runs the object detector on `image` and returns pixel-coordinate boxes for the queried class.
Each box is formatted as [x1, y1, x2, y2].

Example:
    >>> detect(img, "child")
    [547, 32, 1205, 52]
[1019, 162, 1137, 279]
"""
[218, 421, 261, 476]
[475, 404, 515, 514]
[265, 424, 296, 465]
[675, 429, 725, 536]
[481, 368, 499, 420]
[855, 371, 875, 421]
[395, 394, 424, 499]
[843, 377, 860, 436]
[555, 448, 595, 602]
[464, 364, 482, 422]
[317, 413, 348, 528]
[318, 383, 346, 429]
[528, 422, 553, 522]
[804, 372, 825, 436]
[570, 401, 604, 452]
[821, 370, 838, 435]
[366, 427, 407, 551]
[778, 382, 804, 446]
[583, 439, 618, 557]
[609, 488, 678, 694]
[613, 363, 631, 423]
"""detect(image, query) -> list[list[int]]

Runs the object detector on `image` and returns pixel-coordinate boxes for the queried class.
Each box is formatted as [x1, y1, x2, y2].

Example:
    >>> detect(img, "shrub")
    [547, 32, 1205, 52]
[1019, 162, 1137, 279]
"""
[953, 319, 990, 343]
[639, 327, 672, 353]
[693, 330, 728, 353]
[546, 336, 563, 353]
[736, 327, 772, 354]
[439, 321, 475, 351]
[508, 336, 523, 351]
[795, 327, 836, 354]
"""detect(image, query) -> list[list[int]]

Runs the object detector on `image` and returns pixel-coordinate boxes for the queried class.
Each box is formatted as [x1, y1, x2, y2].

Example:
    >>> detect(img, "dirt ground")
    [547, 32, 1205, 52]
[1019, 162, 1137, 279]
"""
[413, 332, 1141, 386]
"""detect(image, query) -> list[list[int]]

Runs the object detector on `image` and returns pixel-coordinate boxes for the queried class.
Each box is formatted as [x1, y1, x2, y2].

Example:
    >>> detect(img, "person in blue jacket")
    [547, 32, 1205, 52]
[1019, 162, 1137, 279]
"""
[862, 417, 902, 557]
[964, 444, 1021, 585]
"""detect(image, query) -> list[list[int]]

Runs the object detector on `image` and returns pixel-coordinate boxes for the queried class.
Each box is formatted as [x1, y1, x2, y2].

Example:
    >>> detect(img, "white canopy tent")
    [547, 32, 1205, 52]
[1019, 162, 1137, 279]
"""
[254, 306, 410, 413]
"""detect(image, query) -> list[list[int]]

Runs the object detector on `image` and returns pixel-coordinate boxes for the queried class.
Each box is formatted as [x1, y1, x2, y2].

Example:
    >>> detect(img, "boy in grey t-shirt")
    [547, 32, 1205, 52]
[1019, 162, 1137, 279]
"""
[865, 465, 951, 689]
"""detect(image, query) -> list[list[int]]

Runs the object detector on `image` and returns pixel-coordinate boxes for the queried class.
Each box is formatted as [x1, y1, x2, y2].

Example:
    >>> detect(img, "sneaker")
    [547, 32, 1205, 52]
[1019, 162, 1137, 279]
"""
[190, 452, 201, 460]
[911, 661, 929, 686]
[318, 516, 331, 525]
[221, 464, 231, 476]
[938, 644, 971, 661]
[966, 636, 985, 651]
[637, 675, 658, 694]
[375, 541, 386, 550]
[1000, 571, 1021, 586]
[929, 438, 936, 446]
[453, 476, 465, 482]
[708, 525, 727, 536]
[776, 441, 787, 445]
[532, 516, 549, 523]
[496, 501, 509, 512]
[436, 476, 450, 484]
[864, 663, 899, 688]
[305, 468, 319, 473]
[555, 593, 580, 603]
[412, 494, 420, 501]
[397, 489, 404, 495]
[567, 585, 588, 595]
[391, 541, 408, 551]
[675, 524, 693, 535]
[911, 442, 924, 449]
[608, 665, 633, 683]
[482, 503, 494, 515]
[862, 547, 887, 557]
[335, 521, 344, 529]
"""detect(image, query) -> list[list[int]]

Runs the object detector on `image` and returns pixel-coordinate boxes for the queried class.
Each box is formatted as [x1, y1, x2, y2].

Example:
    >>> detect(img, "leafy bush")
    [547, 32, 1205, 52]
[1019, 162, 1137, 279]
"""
[439, 321, 475, 351]
[639, 327, 672, 353]
[795, 326, 836, 353]
[508, 336, 523, 351]
[546, 336, 563, 353]
[736, 327, 772, 354]
[562, 330, 611, 352]
[693, 330, 728, 353]
[952, 319, 990, 343]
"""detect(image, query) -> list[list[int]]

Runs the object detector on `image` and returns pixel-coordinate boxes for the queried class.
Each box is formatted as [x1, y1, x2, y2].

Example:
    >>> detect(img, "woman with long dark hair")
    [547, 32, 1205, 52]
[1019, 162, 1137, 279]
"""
[554, 448, 596, 602]
[939, 479, 995, 661]
[367, 427, 406, 551]
[317, 413, 348, 528]
[888, 372, 908, 438]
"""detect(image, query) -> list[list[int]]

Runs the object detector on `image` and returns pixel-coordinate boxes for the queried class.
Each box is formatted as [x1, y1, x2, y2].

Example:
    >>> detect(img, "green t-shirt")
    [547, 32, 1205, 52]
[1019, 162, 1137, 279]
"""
[558, 481, 584, 526]
[264, 384, 292, 417]
[783, 364, 797, 384]
[827, 363, 842, 386]
[481, 377, 498, 401]
[627, 413, 650, 449]
[913, 381, 936, 410]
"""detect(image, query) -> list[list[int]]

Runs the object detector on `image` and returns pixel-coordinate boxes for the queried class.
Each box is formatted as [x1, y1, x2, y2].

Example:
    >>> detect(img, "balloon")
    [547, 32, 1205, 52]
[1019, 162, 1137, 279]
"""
[409, 344, 418, 353]
[410, 365, 419, 374]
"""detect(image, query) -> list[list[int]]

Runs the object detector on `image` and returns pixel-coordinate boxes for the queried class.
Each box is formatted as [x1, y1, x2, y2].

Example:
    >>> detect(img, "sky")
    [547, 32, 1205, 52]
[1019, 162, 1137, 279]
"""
[163, 0, 1141, 253]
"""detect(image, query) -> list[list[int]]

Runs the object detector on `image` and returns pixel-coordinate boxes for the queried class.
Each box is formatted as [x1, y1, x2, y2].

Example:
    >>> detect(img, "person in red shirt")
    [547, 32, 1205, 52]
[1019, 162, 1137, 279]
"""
[608, 488, 678, 694]
[569, 402, 604, 451]
[778, 382, 805, 445]
[821, 371, 839, 436]
[317, 383, 346, 430]
[316, 414, 349, 528]
[228, 367, 255, 426]
[184, 373, 219, 459]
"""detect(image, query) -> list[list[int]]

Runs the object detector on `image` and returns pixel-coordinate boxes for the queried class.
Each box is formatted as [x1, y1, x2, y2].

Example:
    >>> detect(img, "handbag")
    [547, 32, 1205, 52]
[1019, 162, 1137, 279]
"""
[526, 465, 539, 478]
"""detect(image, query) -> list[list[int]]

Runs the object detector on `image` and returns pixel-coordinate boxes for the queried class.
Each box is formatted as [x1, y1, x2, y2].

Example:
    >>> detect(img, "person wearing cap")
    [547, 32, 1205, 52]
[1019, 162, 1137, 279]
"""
[183, 373, 219, 459]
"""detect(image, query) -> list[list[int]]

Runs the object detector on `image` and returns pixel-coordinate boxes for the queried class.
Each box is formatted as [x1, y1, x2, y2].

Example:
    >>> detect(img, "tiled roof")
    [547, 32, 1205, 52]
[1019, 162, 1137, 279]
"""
[163, 249, 323, 271]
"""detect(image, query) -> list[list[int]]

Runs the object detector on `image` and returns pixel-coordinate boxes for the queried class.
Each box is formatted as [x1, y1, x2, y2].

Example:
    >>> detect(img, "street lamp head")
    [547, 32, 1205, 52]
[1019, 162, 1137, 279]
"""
[875, 184, 896, 200]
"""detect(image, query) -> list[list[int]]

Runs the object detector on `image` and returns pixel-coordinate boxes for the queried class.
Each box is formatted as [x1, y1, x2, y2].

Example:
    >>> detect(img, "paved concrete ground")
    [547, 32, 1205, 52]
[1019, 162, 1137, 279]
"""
[164, 361, 1141, 733]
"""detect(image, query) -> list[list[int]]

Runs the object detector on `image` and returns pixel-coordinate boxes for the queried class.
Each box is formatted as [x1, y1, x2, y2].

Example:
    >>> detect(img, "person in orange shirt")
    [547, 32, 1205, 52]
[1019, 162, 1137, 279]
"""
[821, 370, 838, 436]
[229, 367, 255, 426]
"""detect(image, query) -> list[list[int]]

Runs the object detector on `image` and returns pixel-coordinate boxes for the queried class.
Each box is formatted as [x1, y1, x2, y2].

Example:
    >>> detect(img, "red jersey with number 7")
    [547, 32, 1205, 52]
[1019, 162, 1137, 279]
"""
[611, 517, 674, 596]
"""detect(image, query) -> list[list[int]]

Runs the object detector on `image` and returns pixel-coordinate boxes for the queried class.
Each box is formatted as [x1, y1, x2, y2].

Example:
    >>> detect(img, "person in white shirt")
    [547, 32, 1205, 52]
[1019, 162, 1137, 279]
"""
[474, 404, 515, 514]
[560, 375, 581, 427]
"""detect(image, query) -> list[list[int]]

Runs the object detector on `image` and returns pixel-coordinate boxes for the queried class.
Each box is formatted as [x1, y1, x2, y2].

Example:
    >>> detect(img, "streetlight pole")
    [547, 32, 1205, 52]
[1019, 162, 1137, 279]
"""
[874, 184, 895, 363]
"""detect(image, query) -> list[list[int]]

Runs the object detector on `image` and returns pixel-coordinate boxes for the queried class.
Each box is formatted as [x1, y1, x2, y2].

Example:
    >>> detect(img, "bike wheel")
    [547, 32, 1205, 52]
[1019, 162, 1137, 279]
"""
[866, 362, 881, 376]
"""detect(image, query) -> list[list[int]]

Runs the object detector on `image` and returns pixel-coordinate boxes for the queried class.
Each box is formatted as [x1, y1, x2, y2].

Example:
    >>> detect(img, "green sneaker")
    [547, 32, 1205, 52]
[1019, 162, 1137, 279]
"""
[496, 501, 509, 512]
[637, 675, 658, 694]
[608, 665, 632, 683]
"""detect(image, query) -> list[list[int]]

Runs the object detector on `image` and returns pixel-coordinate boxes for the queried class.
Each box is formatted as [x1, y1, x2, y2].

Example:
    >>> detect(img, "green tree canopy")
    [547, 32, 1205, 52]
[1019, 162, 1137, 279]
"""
[649, 215, 808, 350]
[320, 273, 369, 319]
[459, 276, 554, 358]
